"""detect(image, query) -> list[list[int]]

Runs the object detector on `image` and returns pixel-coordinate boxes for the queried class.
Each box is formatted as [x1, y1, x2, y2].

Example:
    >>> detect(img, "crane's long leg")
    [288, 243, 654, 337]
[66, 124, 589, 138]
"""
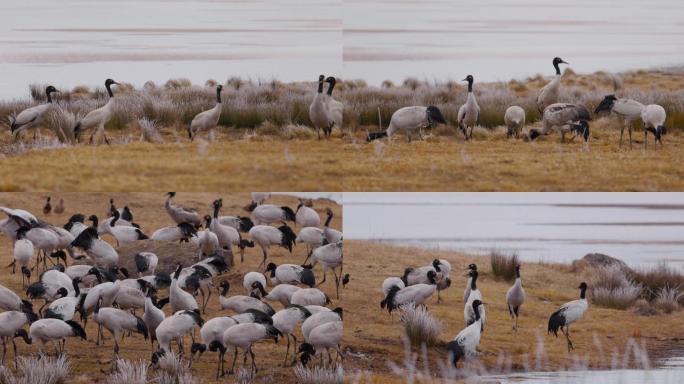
[619, 124, 624, 147]
[317, 268, 327, 287]
[644, 131, 648, 150]
[251, 347, 257, 373]
[563, 326, 574, 351]
[229, 347, 238, 375]
[1, 338, 6, 365]
[333, 269, 340, 299]
[629, 123, 633, 149]
[282, 334, 290, 367]
[290, 334, 298, 366]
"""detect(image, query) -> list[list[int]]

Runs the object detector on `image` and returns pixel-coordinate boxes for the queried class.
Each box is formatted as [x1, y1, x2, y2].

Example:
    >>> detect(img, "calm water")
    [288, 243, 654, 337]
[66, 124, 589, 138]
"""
[343, 0, 684, 85]
[344, 193, 684, 270]
[0, 0, 342, 99]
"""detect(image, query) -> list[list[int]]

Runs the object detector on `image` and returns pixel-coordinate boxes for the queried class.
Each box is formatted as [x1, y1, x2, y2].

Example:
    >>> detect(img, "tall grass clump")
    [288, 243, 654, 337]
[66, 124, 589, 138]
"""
[293, 364, 344, 384]
[107, 359, 147, 384]
[400, 304, 442, 347]
[629, 263, 684, 301]
[590, 265, 642, 309]
[0, 353, 70, 384]
[137, 118, 163, 143]
[151, 351, 197, 384]
[490, 251, 519, 281]
[654, 286, 682, 313]
[45, 105, 78, 143]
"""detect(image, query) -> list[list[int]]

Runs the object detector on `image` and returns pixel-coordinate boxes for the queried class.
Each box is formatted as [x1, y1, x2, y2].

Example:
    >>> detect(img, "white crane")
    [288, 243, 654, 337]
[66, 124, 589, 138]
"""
[323, 208, 343, 244]
[134, 252, 158, 276]
[381, 272, 437, 314]
[261, 283, 301, 307]
[447, 299, 484, 367]
[309, 74, 334, 140]
[295, 200, 320, 228]
[248, 225, 297, 268]
[143, 287, 165, 348]
[641, 104, 667, 149]
[464, 263, 477, 302]
[105, 210, 148, 246]
[464, 269, 486, 332]
[548, 282, 589, 352]
[299, 320, 343, 367]
[296, 227, 324, 262]
[221, 322, 282, 374]
[506, 264, 525, 331]
[188, 84, 223, 140]
[70, 216, 119, 267]
[28, 318, 87, 355]
[457, 75, 480, 140]
[301, 307, 342, 341]
[0, 310, 37, 365]
[93, 297, 148, 364]
[8, 85, 59, 140]
[164, 192, 201, 227]
[153, 309, 204, 356]
[170, 264, 199, 313]
[210, 199, 254, 261]
[367, 106, 447, 142]
[44, 277, 82, 321]
[435, 259, 452, 303]
[150, 222, 198, 242]
[265, 262, 315, 287]
[290, 288, 331, 307]
[243, 271, 267, 296]
[218, 280, 275, 315]
[504, 106, 526, 138]
[272, 304, 311, 365]
[247, 204, 296, 225]
[529, 103, 591, 143]
[311, 242, 343, 298]
[594, 94, 645, 148]
[13, 227, 34, 287]
[325, 76, 343, 137]
[537, 57, 569, 113]
[75, 78, 120, 145]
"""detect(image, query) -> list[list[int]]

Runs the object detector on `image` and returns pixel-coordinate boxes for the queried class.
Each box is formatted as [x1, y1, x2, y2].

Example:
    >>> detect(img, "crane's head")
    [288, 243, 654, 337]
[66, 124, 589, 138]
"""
[553, 57, 568, 66]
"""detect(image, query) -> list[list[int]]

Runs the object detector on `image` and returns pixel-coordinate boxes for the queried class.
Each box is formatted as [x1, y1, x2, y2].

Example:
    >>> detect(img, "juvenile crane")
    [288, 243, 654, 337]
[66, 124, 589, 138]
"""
[457, 75, 480, 140]
[529, 103, 591, 143]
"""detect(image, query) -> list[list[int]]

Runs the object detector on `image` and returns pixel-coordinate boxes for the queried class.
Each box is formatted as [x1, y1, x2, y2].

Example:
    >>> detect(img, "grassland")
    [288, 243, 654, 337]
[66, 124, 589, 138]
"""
[1, 68, 684, 191]
[0, 192, 343, 383]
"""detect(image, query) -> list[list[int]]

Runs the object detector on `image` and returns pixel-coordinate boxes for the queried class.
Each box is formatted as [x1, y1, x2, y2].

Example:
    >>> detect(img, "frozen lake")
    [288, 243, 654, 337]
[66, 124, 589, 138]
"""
[343, 0, 684, 85]
[343, 193, 684, 270]
[0, 0, 341, 99]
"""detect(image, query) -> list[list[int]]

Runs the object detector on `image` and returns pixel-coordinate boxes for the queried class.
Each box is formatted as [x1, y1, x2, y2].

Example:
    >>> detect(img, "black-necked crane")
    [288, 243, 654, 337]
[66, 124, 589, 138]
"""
[296, 226, 324, 262]
[382, 271, 437, 314]
[164, 192, 201, 227]
[188, 84, 223, 140]
[301, 307, 342, 342]
[506, 264, 525, 331]
[64, 213, 88, 238]
[70, 217, 119, 267]
[44, 277, 82, 321]
[12, 227, 33, 287]
[216, 215, 254, 233]
[290, 287, 330, 307]
[143, 287, 165, 348]
[504, 106, 526, 138]
[367, 106, 447, 142]
[260, 282, 301, 307]
[641, 104, 667, 149]
[273, 304, 311, 365]
[152, 309, 204, 357]
[28, 318, 86, 355]
[195, 227, 220, 259]
[243, 271, 267, 296]
[309, 74, 334, 140]
[105, 210, 148, 246]
[26, 268, 75, 313]
[529, 103, 591, 143]
[0, 283, 33, 313]
[435, 259, 452, 303]
[75, 78, 120, 145]
[323, 208, 343, 244]
[170, 264, 199, 314]
[150, 222, 198, 242]
[537, 57, 569, 113]
[382, 276, 406, 302]
[265, 262, 315, 287]
[447, 299, 484, 367]
[594, 94, 645, 148]
[458, 75, 480, 140]
[0, 310, 37, 365]
[325, 76, 343, 137]
[221, 322, 282, 374]
[548, 282, 589, 352]
[295, 199, 320, 228]
[310, 242, 343, 299]
[249, 225, 297, 268]
[405, 259, 444, 286]
[299, 320, 343, 367]
[464, 263, 477, 302]
[134, 252, 158, 276]
[464, 269, 486, 332]
[247, 204, 296, 226]
[218, 280, 275, 315]
[210, 199, 254, 261]
[93, 297, 148, 366]
[79, 281, 121, 339]
[43, 197, 52, 215]
[9, 85, 59, 140]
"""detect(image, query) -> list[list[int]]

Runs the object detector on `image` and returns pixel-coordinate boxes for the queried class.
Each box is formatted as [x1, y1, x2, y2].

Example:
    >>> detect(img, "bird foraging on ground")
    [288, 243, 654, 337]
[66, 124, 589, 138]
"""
[367, 106, 447, 142]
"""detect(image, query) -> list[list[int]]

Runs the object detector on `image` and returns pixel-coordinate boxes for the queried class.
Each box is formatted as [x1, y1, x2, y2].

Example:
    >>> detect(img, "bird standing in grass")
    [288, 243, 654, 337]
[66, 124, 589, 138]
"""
[594, 94, 644, 148]
[447, 299, 484, 367]
[529, 103, 591, 143]
[464, 269, 485, 332]
[75, 78, 119, 145]
[8, 85, 59, 140]
[537, 57, 569, 113]
[325, 76, 343, 137]
[548, 282, 588, 352]
[504, 106, 526, 138]
[309, 75, 334, 140]
[641, 104, 667, 149]
[367, 106, 447, 142]
[188, 84, 223, 141]
[457, 75, 480, 140]
[506, 265, 525, 331]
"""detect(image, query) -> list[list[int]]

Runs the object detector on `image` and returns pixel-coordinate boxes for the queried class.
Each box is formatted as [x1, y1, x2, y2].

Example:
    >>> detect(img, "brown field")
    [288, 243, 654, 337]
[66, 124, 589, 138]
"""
[0, 192, 345, 383]
[1, 68, 684, 191]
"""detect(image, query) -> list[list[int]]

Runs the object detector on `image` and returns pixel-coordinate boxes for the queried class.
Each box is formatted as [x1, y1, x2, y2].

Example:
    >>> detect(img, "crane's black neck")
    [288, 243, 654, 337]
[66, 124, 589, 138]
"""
[324, 211, 333, 227]
[473, 303, 480, 321]
[90, 216, 99, 229]
[326, 79, 336, 96]
[470, 273, 477, 290]
[554, 62, 561, 76]
[317, 81, 323, 93]
[467, 80, 473, 93]
[216, 87, 222, 103]
[72, 279, 80, 296]
[515, 268, 520, 279]
[105, 83, 114, 98]
[46, 90, 53, 103]
[579, 285, 587, 299]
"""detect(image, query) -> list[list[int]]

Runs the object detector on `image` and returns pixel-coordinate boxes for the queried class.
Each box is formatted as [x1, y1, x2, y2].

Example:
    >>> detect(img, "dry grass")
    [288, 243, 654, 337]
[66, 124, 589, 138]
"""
[589, 265, 642, 310]
[654, 287, 682, 314]
[490, 251, 519, 281]
[629, 263, 684, 301]
[0, 354, 71, 384]
[0, 192, 342, 383]
[400, 305, 443, 347]
[292, 364, 344, 384]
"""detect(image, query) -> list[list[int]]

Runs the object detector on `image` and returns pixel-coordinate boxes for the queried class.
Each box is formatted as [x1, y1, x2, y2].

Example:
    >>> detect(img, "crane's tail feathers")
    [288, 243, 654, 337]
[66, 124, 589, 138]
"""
[426, 106, 447, 125]
[446, 340, 465, 367]
[367, 131, 388, 142]
[66, 320, 87, 340]
[547, 309, 564, 337]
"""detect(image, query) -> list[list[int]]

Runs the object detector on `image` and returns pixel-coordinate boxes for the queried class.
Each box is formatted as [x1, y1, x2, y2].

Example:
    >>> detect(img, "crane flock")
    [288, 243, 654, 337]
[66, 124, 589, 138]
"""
[0, 193, 344, 377]
[5, 57, 670, 150]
